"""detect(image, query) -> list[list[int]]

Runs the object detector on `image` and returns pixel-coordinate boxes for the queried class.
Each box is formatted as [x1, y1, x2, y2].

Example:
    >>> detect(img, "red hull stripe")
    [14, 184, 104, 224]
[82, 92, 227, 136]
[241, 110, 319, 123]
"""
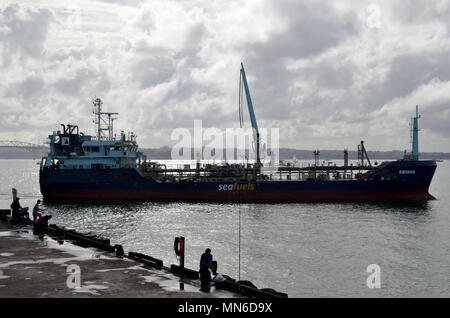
[42, 189, 434, 203]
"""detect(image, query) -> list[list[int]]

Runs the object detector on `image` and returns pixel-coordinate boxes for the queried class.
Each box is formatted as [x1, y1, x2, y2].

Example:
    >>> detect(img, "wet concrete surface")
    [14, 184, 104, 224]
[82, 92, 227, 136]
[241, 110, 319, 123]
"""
[0, 222, 238, 298]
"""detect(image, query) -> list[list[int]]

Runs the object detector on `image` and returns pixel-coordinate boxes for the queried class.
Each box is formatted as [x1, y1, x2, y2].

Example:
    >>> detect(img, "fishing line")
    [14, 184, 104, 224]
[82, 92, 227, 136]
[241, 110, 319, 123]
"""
[238, 192, 241, 290]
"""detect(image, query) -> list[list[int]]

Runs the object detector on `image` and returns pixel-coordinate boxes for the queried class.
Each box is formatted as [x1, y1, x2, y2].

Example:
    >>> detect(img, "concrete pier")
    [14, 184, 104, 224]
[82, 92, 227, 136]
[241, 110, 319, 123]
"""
[0, 222, 238, 298]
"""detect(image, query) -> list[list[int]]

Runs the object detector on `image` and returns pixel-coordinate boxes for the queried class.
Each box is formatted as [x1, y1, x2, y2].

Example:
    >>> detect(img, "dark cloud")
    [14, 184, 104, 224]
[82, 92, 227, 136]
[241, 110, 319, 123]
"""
[315, 61, 355, 90]
[1, 1, 450, 151]
[251, 1, 358, 60]
[391, 1, 450, 27]
[0, 4, 54, 61]
[240, 0, 358, 123]
[417, 99, 450, 138]
[53, 68, 111, 97]
[132, 57, 176, 89]
[175, 23, 209, 68]
[382, 53, 450, 103]
[6, 75, 44, 99]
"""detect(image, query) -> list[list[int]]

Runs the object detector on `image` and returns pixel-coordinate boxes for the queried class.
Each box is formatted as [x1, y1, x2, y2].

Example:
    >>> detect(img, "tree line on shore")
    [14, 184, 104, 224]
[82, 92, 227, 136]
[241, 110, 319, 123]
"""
[1, 146, 449, 160]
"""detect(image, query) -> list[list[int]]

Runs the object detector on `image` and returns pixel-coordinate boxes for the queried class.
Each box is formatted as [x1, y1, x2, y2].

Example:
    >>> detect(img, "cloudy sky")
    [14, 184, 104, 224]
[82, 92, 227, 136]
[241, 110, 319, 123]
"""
[1, 0, 450, 152]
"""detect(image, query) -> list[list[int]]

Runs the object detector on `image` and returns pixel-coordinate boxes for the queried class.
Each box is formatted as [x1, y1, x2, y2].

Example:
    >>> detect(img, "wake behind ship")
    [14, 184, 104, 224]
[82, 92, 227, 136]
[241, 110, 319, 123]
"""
[39, 65, 437, 203]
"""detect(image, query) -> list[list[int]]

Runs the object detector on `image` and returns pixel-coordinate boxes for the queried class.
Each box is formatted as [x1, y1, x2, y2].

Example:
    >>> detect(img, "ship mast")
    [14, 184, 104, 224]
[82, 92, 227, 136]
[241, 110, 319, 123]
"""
[411, 105, 420, 160]
[404, 105, 421, 161]
[92, 97, 118, 140]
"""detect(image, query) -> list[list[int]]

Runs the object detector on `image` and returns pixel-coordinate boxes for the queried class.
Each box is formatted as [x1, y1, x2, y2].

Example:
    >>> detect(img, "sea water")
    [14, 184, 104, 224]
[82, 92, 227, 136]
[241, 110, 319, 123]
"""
[1, 159, 449, 297]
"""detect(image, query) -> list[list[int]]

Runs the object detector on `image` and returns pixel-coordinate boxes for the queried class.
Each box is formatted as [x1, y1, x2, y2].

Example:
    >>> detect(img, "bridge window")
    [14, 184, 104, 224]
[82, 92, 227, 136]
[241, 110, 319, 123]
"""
[83, 146, 100, 152]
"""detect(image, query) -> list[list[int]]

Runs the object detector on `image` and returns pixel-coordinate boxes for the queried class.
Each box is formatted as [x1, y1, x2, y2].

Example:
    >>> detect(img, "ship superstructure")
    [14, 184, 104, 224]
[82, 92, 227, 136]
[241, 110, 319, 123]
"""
[41, 97, 146, 172]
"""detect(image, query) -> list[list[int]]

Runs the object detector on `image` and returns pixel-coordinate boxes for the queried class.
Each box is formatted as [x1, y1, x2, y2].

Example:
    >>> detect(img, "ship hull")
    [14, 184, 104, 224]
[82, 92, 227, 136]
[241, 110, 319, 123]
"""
[40, 188, 434, 203]
[39, 160, 437, 203]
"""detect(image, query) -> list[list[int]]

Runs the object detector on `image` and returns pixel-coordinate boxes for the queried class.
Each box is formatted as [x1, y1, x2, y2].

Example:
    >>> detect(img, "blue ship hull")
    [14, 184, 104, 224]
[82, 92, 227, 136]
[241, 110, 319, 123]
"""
[39, 160, 437, 203]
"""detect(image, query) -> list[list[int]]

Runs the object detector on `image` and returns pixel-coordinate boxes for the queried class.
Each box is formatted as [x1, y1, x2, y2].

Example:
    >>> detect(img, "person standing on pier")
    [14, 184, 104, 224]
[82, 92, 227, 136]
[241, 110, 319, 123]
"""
[199, 248, 217, 291]
[32, 200, 42, 222]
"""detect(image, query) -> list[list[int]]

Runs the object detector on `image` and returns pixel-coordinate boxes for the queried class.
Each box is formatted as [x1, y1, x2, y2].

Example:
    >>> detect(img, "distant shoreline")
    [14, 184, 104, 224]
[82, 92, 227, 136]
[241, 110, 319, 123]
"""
[1, 147, 449, 160]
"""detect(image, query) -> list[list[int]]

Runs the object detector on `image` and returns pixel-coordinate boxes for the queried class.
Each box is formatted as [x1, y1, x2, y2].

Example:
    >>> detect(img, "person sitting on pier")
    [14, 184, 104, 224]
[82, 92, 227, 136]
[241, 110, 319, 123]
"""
[32, 200, 42, 222]
[33, 215, 52, 239]
[10, 197, 29, 226]
[199, 248, 217, 291]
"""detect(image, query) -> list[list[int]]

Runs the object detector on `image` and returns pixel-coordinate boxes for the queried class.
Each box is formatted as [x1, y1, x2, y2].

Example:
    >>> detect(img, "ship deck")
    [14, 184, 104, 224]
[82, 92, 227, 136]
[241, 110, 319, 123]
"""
[140, 164, 380, 182]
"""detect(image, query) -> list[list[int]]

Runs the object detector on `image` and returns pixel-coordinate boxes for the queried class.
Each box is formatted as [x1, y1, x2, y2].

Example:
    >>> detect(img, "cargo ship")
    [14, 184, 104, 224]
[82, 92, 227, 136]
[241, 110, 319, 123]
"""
[39, 64, 437, 203]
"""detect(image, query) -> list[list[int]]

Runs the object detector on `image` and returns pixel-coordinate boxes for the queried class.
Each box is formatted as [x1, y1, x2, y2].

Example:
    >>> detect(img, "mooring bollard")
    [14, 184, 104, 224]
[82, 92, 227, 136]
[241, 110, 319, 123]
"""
[174, 236, 185, 290]
[0, 209, 11, 221]
[114, 244, 124, 257]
